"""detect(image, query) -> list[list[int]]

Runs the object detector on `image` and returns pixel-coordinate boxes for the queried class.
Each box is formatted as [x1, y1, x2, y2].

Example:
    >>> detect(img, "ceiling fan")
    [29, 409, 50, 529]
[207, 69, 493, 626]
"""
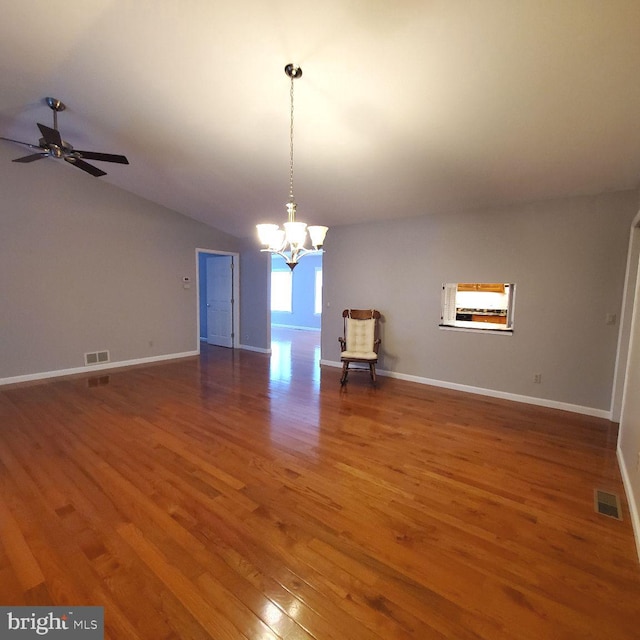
[0, 97, 129, 177]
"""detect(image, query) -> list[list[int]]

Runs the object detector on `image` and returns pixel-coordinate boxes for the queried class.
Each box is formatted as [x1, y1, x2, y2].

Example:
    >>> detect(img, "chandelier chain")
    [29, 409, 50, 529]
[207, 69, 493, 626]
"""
[289, 72, 295, 205]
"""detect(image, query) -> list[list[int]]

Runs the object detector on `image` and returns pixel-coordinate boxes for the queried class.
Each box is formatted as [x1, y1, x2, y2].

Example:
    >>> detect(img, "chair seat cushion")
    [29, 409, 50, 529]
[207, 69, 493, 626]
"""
[341, 351, 378, 361]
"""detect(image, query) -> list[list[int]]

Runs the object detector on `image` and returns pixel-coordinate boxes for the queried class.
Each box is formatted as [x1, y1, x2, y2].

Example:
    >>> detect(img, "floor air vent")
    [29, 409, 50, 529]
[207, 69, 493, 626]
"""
[85, 350, 110, 366]
[594, 489, 622, 520]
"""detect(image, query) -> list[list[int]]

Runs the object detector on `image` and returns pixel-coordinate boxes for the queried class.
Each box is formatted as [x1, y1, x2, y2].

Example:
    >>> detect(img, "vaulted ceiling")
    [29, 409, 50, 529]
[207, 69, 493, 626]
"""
[1, 1, 640, 238]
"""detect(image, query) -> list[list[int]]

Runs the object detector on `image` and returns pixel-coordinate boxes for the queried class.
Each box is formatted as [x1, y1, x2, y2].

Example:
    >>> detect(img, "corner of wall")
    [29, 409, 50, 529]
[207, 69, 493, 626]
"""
[617, 446, 640, 563]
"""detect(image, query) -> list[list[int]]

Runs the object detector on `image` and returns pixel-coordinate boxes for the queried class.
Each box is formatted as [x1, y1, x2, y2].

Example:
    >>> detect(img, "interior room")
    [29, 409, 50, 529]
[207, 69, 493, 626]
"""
[1, 2, 640, 638]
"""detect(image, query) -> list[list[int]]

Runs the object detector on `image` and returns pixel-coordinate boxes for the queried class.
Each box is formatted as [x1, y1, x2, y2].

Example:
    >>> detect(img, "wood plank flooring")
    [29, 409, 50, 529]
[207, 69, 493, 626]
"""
[0, 331, 639, 639]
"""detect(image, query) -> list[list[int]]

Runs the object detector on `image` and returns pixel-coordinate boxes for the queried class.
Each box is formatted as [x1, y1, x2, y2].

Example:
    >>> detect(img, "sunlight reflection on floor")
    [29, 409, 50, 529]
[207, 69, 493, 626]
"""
[269, 327, 321, 386]
[268, 326, 322, 449]
[270, 339, 292, 382]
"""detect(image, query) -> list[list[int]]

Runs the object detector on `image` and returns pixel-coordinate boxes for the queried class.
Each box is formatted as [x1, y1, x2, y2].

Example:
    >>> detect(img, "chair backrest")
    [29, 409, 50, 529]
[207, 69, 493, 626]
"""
[342, 309, 381, 320]
[342, 309, 380, 353]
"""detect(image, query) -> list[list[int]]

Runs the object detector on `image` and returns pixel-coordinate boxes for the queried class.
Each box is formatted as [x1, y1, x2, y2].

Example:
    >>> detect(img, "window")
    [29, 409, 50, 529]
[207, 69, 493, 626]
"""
[440, 283, 515, 332]
[271, 270, 292, 312]
[314, 268, 323, 315]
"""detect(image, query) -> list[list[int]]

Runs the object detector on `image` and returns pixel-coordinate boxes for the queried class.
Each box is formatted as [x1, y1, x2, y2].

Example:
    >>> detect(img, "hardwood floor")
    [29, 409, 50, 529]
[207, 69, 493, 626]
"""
[0, 334, 638, 639]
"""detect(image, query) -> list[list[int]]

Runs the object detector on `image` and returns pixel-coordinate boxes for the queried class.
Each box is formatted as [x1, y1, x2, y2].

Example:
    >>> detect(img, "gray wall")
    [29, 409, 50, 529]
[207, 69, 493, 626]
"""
[321, 190, 637, 413]
[238, 237, 270, 351]
[0, 144, 241, 380]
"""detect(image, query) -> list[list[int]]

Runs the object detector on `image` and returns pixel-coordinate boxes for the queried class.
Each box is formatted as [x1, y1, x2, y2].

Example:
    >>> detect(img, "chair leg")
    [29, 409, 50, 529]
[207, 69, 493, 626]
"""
[340, 362, 349, 385]
[370, 363, 377, 384]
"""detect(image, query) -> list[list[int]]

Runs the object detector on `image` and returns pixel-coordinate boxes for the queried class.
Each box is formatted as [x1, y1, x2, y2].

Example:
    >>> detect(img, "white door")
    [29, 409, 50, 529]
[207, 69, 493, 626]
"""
[206, 255, 234, 347]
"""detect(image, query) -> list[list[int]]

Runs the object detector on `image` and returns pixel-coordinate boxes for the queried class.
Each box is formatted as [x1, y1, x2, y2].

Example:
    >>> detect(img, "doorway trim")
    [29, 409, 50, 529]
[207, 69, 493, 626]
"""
[196, 248, 240, 351]
[614, 208, 640, 562]
[611, 210, 640, 421]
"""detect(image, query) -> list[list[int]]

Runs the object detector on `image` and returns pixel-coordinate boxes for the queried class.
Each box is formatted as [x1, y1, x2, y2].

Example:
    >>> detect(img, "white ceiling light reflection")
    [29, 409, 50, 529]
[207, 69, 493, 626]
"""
[260, 599, 303, 632]
[286, 599, 301, 619]
[263, 602, 283, 626]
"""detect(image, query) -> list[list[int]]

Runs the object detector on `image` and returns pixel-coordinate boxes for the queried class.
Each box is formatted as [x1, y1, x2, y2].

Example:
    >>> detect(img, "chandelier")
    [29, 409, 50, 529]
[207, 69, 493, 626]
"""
[256, 64, 328, 270]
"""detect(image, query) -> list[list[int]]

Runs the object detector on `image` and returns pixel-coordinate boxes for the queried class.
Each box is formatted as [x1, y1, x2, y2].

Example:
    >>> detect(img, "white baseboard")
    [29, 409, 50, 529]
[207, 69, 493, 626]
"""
[617, 446, 640, 563]
[320, 359, 611, 419]
[272, 324, 321, 331]
[6, 353, 608, 418]
[0, 351, 199, 387]
[239, 344, 271, 354]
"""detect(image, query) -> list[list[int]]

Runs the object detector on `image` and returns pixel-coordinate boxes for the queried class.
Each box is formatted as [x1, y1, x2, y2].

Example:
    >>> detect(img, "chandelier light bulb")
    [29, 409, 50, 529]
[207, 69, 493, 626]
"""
[308, 225, 328, 249]
[284, 221, 307, 247]
[256, 224, 279, 246]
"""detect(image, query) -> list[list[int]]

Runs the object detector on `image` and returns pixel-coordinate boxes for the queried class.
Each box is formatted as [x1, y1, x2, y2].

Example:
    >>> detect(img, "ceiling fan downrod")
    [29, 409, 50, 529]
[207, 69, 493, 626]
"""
[45, 97, 65, 130]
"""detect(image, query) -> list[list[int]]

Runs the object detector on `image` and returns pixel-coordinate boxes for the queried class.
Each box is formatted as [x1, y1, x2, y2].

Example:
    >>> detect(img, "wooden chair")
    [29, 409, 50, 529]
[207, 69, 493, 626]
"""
[338, 309, 381, 385]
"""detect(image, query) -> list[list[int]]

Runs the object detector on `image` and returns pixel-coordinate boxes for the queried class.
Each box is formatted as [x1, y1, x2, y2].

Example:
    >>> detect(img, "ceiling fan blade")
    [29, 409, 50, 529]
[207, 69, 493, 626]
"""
[65, 156, 107, 177]
[37, 123, 63, 147]
[1, 135, 45, 151]
[74, 150, 129, 164]
[13, 153, 48, 163]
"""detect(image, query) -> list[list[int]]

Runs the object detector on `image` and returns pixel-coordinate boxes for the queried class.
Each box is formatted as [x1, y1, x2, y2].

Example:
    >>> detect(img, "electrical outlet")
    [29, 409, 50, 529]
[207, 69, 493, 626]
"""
[533, 373, 542, 384]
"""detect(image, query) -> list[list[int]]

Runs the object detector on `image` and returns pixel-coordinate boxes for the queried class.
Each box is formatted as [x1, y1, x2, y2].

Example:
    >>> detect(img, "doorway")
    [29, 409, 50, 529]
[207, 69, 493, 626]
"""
[269, 253, 322, 371]
[197, 249, 240, 349]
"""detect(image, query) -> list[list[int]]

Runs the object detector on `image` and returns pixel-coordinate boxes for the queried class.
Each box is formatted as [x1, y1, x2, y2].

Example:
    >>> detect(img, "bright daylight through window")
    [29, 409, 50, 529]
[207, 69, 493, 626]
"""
[440, 283, 515, 332]
[271, 270, 292, 312]
[314, 268, 323, 315]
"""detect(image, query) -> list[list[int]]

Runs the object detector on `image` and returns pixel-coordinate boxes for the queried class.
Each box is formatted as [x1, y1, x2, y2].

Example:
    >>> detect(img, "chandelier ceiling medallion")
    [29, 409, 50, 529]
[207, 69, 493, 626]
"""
[256, 64, 328, 270]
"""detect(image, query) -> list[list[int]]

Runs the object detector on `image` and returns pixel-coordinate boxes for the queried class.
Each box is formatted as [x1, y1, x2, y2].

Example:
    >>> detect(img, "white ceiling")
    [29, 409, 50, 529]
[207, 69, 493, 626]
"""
[1, 1, 640, 239]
